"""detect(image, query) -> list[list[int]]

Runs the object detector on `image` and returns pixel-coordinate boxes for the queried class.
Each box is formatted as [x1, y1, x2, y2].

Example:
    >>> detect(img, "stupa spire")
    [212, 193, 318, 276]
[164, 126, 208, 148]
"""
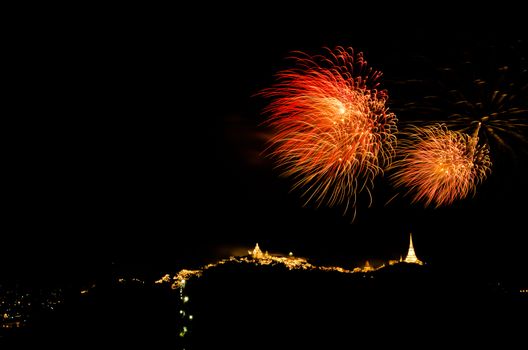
[404, 233, 423, 265]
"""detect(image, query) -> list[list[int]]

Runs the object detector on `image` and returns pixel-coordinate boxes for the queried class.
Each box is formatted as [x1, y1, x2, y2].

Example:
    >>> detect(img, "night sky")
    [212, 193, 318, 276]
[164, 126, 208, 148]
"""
[5, 10, 527, 283]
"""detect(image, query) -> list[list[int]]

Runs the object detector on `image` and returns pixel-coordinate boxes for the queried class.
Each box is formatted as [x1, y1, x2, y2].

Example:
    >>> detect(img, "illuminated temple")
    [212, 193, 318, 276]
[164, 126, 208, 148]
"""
[157, 239, 427, 290]
[403, 233, 423, 265]
[249, 243, 269, 259]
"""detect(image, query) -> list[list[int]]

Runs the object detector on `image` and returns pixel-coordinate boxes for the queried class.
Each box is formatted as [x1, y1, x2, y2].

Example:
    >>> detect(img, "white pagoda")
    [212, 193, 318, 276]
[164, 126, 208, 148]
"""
[404, 233, 423, 265]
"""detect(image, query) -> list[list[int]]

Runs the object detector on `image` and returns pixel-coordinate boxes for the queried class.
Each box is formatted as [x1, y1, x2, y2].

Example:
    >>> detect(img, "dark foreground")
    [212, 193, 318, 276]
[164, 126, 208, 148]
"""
[2, 262, 526, 348]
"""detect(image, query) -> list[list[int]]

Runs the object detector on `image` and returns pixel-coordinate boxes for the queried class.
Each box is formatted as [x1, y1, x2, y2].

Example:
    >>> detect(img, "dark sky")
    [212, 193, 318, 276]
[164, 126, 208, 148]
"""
[5, 10, 527, 282]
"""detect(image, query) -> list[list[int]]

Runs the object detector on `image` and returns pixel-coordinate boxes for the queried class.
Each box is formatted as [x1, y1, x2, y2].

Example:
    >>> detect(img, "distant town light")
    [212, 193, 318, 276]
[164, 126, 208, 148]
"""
[183, 296, 189, 303]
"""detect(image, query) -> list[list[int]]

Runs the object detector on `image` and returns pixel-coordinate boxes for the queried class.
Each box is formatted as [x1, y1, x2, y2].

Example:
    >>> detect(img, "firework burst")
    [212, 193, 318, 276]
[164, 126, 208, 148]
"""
[396, 39, 528, 154]
[260, 47, 397, 215]
[391, 123, 491, 208]
[425, 65, 528, 155]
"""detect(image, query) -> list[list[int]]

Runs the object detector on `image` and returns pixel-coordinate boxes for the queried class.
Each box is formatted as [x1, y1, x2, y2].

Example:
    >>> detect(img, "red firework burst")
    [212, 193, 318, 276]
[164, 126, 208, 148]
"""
[260, 47, 397, 214]
[391, 124, 491, 208]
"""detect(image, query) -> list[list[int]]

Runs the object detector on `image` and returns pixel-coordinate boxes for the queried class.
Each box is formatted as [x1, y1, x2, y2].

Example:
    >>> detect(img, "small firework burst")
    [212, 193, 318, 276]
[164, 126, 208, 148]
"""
[398, 38, 528, 154]
[391, 123, 491, 208]
[260, 47, 397, 215]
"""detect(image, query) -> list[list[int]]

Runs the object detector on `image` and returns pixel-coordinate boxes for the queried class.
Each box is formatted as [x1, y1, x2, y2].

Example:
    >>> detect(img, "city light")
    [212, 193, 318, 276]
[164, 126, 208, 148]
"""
[0, 286, 63, 330]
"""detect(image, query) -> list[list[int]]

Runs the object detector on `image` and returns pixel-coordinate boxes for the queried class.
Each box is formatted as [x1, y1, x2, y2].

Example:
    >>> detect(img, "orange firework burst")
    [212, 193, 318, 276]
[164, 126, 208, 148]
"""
[260, 47, 397, 214]
[391, 124, 491, 208]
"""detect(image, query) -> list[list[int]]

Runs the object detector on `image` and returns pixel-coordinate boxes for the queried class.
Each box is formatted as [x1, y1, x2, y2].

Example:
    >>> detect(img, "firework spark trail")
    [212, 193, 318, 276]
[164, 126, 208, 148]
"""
[260, 47, 397, 214]
[391, 124, 491, 208]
